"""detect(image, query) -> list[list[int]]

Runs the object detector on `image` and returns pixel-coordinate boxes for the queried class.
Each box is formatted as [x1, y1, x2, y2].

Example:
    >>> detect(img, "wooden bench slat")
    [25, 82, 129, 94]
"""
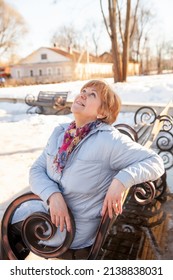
[143, 101, 172, 148]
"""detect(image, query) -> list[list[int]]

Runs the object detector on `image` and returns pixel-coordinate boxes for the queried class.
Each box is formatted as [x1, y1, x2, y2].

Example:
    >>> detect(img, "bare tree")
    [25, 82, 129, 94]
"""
[151, 40, 173, 74]
[165, 41, 173, 72]
[129, 5, 154, 75]
[52, 22, 105, 57]
[83, 21, 104, 57]
[156, 41, 166, 74]
[91, 22, 101, 57]
[0, 0, 27, 60]
[122, 0, 131, 81]
[51, 24, 82, 51]
[100, 0, 158, 81]
[100, 0, 122, 82]
[100, 0, 132, 82]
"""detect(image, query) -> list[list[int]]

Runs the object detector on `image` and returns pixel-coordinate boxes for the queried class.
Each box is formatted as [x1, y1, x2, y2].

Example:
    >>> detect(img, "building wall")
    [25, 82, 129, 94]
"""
[74, 63, 113, 79]
[11, 61, 74, 83]
[128, 62, 140, 76]
[10, 47, 74, 83]
[11, 61, 114, 83]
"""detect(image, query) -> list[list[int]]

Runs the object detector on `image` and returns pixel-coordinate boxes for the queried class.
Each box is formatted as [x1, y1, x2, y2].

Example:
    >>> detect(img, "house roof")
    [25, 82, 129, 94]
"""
[99, 51, 139, 64]
[47, 47, 74, 60]
[48, 47, 98, 63]
[17, 46, 99, 65]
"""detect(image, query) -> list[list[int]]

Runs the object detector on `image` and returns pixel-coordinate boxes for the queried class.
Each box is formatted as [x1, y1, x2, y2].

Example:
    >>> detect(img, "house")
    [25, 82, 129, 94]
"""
[99, 52, 140, 76]
[0, 66, 11, 86]
[10, 47, 140, 85]
[0, 66, 10, 78]
[10, 47, 113, 85]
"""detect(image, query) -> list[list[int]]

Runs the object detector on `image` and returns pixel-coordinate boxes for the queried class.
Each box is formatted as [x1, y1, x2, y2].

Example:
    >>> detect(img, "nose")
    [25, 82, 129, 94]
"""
[80, 92, 87, 99]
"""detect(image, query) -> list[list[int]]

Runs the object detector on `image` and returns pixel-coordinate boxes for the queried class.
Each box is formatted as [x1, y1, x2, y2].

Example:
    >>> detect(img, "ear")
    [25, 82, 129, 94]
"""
[97, 113, 107, 119]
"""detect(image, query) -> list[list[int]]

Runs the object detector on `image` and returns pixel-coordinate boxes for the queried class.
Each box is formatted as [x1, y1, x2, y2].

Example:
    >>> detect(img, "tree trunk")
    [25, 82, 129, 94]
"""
[122, 0, 131, 81]
[108, 0, 122, 82]
[157, 51, 162, 74]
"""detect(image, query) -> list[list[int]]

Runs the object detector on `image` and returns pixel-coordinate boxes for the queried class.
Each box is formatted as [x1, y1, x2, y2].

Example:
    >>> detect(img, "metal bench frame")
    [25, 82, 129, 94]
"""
[25, 91, 71, 115]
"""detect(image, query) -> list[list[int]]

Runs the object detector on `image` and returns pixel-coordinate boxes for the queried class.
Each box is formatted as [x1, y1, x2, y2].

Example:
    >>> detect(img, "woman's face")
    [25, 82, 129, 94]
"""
[71, 86, 102, 125]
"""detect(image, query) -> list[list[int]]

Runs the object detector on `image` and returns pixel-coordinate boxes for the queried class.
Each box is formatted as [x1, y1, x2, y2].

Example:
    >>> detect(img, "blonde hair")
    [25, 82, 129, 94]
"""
[81, 80, 121, 124]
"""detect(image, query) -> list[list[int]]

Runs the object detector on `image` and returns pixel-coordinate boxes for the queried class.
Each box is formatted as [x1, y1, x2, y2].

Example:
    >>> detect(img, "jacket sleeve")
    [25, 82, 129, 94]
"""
[29, 126, 63, 203]
[110, 131, 165, 189]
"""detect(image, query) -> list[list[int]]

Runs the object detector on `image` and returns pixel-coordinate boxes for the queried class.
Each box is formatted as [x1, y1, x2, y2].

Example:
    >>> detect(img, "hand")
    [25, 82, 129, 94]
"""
[101, 178, 126, 219]
[48, 192, 71, 232]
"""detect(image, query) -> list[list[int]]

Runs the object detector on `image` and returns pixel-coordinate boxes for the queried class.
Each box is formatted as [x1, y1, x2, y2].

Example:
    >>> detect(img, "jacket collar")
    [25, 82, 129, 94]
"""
[60, 121, 114, 132]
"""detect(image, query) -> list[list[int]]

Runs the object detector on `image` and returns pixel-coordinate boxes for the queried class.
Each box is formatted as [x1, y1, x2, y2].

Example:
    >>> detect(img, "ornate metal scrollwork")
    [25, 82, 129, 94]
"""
[114, 124, 138, 142]
[134, 106, 157, 125]
[158, 150, 173, 170]
[153, 172, 167, 199]
[117, 224, 135, 233]
[133, 181, 156, 205]
[1, 192, 76, 260]
[156, 130, 173, 151]
[22, 210, 75, 259]
[158, 115, 173, 132]
[25, 94, 36, 106]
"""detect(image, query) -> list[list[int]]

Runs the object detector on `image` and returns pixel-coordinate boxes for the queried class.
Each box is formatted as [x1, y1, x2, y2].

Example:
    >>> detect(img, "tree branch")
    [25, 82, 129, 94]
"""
[100, 0, 111, 38]
[130, 0, 140, 39]
[117, 0, 124, 44]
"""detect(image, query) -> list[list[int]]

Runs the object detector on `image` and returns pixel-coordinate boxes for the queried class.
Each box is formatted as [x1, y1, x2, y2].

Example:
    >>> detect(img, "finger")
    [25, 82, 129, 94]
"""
[118, 200, 123, 214]
[116, 198, 123, 214]
[101, 199, 108, 216]
[108, 200, 113, 219]
[112, 202, 119, 215]
[50, 212, 57, 226]
[113, 199, 123, 215]
[55, 215, 60, 227]
[65, 215, 71, 232]
[59, 216, 65, 232]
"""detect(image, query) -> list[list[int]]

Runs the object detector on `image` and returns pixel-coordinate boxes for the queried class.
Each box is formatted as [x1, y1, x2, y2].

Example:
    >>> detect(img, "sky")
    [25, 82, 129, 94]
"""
[4, 0, 173, 59]
[6, 0, 110, 58]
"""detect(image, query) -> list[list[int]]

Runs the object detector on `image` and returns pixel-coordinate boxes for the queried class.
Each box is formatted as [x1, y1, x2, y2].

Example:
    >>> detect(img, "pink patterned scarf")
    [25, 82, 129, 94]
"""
[54, 120, 101, 172]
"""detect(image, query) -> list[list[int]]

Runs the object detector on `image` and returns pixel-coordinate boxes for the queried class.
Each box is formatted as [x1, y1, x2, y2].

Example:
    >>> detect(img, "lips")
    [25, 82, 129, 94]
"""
[75, 100, 85, 107]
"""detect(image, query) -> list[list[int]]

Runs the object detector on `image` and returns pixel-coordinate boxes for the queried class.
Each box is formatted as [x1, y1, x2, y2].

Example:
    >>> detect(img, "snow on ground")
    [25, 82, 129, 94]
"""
[1, 74, 173, 103]
[0, 74, 173, 220]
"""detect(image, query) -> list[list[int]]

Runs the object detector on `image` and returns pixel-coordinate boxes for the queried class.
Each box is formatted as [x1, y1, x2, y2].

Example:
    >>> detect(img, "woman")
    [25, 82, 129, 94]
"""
[12, 79, 164, 257]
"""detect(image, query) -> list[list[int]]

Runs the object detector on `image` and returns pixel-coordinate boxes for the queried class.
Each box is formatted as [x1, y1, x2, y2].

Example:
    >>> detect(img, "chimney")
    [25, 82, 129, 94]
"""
[68, 44, 73, 54]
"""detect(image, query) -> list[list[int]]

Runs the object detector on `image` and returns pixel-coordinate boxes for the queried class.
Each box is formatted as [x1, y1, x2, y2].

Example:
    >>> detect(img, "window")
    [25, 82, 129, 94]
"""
[17, 70, 20, 78]
[47, 67, 52, 75]
[30, 70, 33, 77]
[41, 53, 47, 60]
[56, 67, 62, 75]
[39, 69, 42, 76]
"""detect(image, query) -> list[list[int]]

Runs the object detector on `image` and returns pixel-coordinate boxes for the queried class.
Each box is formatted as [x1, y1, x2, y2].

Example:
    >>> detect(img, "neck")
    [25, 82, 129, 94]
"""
[74, 116, 97, 128]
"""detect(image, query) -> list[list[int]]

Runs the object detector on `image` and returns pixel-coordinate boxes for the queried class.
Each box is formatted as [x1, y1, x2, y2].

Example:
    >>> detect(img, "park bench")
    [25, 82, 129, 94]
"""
[89, 102, 172, 260]
[0, 102, 172, 260]
[25, 91, 71, 115]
